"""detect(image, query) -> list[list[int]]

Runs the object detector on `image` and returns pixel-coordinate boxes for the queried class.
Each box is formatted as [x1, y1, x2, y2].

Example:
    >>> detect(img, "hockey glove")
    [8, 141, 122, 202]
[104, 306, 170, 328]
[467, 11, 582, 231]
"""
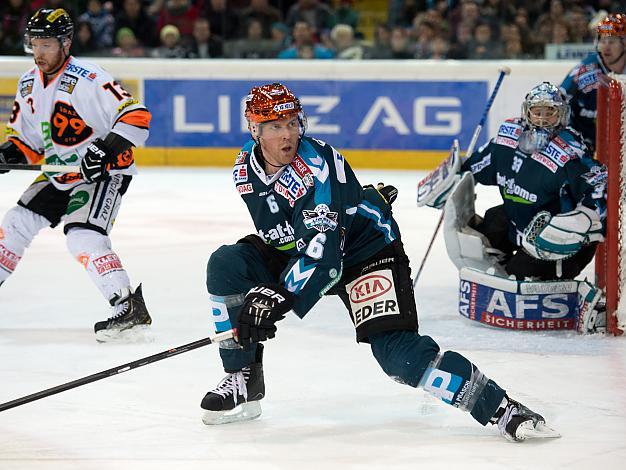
[522, 205, 604, 261]
[80, 138, 113, 183]
[0, 141, 27, 174]
[237, 283, 294, 349]
[363, 183, 398, 205]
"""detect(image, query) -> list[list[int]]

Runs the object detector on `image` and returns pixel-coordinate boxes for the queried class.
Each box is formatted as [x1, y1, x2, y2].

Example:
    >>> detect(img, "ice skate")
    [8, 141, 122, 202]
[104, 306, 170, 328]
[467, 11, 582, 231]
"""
[94, 284, 152, 342]
[492, 396, 561, 442]
[201, 347, 265, 425]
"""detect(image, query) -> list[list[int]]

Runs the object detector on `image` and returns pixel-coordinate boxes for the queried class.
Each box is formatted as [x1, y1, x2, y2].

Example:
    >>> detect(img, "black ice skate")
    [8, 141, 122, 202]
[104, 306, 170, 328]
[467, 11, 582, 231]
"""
[94, 284, 152, 342]
[491, 396, 561, 442]
[201, 345, 265, 425]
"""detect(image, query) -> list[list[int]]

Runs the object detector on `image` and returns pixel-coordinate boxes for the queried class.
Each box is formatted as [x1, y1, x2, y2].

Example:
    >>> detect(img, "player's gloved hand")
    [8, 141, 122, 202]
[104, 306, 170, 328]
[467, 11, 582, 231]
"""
[80, 138, 113, 183]
[363, 182, 398, 205]
[236, 283, 294, 349]
[0, 141, 27, 174]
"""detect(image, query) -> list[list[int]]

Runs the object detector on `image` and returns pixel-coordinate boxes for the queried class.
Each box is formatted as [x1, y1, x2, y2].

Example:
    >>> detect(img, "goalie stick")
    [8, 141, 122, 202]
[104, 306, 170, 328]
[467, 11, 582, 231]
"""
[413, 66, 511, 288]
[0, 329, 236, 412]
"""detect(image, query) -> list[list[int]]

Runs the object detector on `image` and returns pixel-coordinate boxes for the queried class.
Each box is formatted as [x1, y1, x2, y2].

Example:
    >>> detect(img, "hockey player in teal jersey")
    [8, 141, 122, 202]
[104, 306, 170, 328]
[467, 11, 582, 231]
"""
[200, 83, 559, 442]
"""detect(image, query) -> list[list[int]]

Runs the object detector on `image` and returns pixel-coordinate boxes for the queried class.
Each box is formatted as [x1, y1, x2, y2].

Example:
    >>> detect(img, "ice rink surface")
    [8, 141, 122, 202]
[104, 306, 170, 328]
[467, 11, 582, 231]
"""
[0, 168, 625, 470]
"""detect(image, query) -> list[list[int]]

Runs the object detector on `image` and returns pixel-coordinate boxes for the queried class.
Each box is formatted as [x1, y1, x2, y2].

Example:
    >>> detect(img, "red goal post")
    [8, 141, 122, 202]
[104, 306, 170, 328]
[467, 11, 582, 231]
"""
[595, 74, 626, 335]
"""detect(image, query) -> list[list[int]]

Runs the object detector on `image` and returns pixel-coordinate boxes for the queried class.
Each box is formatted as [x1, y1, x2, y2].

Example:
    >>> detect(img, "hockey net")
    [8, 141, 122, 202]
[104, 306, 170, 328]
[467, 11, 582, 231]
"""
[595, 74, 626, 335]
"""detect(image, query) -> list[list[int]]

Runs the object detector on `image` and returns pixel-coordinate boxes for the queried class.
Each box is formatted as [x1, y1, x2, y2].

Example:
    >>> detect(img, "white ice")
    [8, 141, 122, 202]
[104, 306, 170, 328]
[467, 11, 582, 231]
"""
[1, 168, 625, 470]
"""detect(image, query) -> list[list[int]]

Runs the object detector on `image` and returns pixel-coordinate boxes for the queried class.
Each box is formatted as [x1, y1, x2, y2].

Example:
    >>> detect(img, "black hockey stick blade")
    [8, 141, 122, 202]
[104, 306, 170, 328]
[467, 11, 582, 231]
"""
[0, 329, 236, 412]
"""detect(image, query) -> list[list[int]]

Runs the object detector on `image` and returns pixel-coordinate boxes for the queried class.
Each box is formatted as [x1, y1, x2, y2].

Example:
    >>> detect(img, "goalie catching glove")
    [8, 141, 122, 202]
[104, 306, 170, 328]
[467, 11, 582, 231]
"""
[236, 284, 294, 349]
[522, 204, 603, 261]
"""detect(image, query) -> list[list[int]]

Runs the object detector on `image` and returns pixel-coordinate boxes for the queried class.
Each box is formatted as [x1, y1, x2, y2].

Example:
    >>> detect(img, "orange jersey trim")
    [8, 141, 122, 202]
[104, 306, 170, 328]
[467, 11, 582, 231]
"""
[8, 137, 43, 164]
[116, 109, 152, 129]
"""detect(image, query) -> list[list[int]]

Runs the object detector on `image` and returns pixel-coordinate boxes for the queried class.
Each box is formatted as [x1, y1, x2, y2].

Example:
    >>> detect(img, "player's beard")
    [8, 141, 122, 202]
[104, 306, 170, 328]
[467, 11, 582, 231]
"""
[35, 49, 66, 76]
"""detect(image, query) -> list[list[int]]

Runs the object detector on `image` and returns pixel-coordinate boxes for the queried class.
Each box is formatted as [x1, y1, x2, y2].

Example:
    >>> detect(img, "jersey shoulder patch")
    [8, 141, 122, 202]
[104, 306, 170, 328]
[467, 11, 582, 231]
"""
[495, 119, 522, 148]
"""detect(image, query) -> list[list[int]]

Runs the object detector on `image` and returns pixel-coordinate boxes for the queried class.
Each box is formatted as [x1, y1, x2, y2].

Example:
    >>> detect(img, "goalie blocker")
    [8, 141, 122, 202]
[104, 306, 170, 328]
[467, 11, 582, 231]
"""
[458, 267, 604, 334]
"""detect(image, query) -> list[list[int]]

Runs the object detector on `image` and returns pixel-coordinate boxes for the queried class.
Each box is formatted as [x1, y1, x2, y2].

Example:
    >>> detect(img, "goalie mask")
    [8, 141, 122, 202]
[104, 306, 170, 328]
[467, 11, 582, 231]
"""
[245, 83, 307, 143]
[519, 82, 569, 153]
[24, 8, 74, 54]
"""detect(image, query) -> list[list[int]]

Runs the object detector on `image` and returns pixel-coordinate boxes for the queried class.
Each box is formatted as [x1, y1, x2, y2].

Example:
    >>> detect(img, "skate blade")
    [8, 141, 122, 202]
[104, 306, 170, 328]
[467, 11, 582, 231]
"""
[202, 401, 262, 425]
[516, 421, 561, 441]
[95, 324, 153, 343]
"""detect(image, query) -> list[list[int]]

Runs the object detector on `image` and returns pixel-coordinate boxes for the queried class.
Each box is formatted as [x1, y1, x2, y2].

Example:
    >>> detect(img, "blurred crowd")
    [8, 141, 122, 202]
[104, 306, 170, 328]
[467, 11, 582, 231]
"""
[0, 0, 622, 59]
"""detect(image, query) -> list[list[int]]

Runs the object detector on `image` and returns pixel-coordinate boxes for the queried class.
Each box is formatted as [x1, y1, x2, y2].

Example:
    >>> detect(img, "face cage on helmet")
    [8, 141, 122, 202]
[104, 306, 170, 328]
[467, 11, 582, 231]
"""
[248, 111, 308, 144]
[23, 31, 72, 54]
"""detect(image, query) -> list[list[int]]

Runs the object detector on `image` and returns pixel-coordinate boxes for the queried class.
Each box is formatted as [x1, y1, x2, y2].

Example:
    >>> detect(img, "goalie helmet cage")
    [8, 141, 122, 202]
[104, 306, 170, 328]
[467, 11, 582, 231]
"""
[595, 74, 626, 336]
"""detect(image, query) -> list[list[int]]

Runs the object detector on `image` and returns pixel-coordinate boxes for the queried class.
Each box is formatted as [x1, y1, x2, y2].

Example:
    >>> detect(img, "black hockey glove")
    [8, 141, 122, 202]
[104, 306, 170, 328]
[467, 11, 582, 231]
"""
[80, 138, 113, 183]
[236, 283, 294, 349]
[0, 141, 27, 174]
[363, 182, 398, 205]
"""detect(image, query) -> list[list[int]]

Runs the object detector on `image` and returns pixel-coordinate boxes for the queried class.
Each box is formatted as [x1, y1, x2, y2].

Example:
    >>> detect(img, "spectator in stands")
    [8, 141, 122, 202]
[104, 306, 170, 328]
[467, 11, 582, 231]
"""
[366, 23, 392, 59]
[110, 27, 146, 57]
[448, 20, 473, 59]
[448, 0, 481, 43]
[468, 21, 502, 59]
[551, 20, 571, 44]
[391, 0, 422, 28]
[330, 23, 363, 60]
[238, 0, 282, 39]
[0, 0, 31, 56]
[152, 23, 187, 58]
[226, 18, 279, 58]
[388, 26, 413, 59]
[567, 7, 593, 43]
[204, 0, 240, 40]
[115, 0, 158, 48]
[72, 20, 99, 55]
[156, 0, 200, 39]
[186, 17, 223, 58]
[335, 0, 359, 32]
[270, 22, 290, 50]
[79, 0, 115, 49]
[285, 0, 335, 34]
[278, 20, 333, 59]
[429, 34, 450, 60]
[412, 19, 438, 59]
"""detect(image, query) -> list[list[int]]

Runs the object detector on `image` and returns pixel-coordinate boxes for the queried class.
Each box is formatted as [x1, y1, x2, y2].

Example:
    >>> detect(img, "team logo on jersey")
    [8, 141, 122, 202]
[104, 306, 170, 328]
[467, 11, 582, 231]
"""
[236, 183, 253, 195]
[496, 172, 538, 204]
[50, 101, 93, 146]
[19, 79, 34, 98]
[581, 165, 608, 188]
[235, 151, 248, 165]
[302, 204, 338, 232]
[59, 74, 78, 94]
[258, 221, 295, 245]
[233, 164, 248, 183]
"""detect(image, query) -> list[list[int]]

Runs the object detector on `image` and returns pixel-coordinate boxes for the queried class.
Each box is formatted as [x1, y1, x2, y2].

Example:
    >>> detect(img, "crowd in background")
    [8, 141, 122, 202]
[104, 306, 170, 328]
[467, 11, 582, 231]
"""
[0, 0, 622, 59]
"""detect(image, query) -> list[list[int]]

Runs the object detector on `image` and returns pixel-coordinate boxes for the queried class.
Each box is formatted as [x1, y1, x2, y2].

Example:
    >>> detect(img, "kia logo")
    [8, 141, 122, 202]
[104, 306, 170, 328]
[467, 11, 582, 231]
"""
[350, 275, 392, 303]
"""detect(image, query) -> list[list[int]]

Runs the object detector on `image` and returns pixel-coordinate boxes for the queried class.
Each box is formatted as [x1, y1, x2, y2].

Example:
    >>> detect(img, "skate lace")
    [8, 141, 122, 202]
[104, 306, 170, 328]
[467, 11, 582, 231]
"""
[108, 299, 131, 321]
[213, 369, 249, 405]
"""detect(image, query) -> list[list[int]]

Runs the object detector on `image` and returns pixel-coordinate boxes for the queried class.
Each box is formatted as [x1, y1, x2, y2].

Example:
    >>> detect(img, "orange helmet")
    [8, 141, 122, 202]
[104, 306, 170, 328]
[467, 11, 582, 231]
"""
[245, 83, 307, 141]
[596, 13, 626, 37]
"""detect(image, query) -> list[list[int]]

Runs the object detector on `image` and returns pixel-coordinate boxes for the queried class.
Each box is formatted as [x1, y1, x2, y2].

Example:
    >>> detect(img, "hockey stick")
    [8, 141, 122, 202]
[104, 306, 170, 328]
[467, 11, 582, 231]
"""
[0, 329, 235, 412]
[413, 66, 511, 288]
[0, 163, 81, 173]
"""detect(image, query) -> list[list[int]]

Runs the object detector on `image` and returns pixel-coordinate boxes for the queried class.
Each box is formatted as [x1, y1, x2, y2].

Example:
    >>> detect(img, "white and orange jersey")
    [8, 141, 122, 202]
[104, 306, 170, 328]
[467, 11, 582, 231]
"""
[5, 55, 151, 189]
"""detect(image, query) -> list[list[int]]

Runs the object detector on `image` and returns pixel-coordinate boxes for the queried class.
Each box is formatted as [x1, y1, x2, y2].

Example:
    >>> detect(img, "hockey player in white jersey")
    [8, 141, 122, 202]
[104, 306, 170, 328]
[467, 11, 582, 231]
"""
[0, 8, 152, 341]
